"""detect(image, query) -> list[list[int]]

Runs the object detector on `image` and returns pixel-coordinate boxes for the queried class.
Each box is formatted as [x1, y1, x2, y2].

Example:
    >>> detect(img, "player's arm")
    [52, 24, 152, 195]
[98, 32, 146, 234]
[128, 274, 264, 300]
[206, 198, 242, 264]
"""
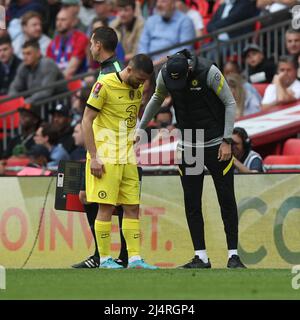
[207, 64, 236, 161]
[82, 107, 105, 178]
[138, 70, 169, 130]
[82, 82, 107, 178]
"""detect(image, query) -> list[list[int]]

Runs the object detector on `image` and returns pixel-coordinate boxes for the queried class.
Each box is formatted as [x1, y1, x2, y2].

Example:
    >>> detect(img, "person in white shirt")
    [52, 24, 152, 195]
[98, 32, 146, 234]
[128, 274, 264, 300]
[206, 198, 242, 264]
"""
[175, 0, 204, 38]
[12, 11, 51, 60]
[261, 55, 300, 109]
[256, 0, 297, 13]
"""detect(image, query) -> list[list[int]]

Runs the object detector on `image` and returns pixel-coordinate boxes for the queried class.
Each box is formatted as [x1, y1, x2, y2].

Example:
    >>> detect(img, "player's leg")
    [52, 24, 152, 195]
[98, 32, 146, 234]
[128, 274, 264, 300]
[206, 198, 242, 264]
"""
[119, 164, 158, 269]
[178, 160, 211, 269]
[95, 204, 123, 269]
[204, 144, 246, 268]
[115, 166, 142, 267]
[114, 205, 128, 267]
[72, 163, 100, 269]
[86, 161, 124, 269]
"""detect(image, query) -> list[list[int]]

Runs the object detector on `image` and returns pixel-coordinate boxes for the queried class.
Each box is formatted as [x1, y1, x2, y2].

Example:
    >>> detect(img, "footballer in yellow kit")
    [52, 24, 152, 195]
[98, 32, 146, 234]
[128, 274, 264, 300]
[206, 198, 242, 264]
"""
[85, 69, 143, 205]
[82, 54, 158, 269]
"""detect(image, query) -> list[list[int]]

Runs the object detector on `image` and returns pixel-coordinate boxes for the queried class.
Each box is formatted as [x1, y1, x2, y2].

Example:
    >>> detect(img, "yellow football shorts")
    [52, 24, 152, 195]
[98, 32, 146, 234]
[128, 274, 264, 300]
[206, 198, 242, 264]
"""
[85, 160, 140, 205]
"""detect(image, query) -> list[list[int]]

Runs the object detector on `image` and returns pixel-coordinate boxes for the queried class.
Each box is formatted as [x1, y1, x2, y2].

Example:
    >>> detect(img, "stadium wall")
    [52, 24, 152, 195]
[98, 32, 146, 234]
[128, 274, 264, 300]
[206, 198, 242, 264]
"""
[0, 175, 299, 268]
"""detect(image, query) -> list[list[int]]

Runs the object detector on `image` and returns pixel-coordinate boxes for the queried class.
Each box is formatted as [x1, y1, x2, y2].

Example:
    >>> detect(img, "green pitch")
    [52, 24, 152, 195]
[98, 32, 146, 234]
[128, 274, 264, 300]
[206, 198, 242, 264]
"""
[1, 269, 299, 300]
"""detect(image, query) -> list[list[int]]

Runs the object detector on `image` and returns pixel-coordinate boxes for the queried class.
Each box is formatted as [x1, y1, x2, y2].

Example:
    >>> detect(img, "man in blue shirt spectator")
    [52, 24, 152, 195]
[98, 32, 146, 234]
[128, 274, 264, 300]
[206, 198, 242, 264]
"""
[138, 0, 195, 65]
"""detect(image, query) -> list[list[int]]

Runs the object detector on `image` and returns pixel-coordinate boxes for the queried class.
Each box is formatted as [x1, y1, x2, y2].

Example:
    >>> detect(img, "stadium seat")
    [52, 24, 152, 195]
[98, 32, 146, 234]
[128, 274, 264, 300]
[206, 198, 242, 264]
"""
[0, 97, 25, 140]
[67, 79, 83, 92]
[264, 155, 300, 172]
[282, 139, 300, 156]
[4, 156, 31, 176]
[252, 83, 269, 98]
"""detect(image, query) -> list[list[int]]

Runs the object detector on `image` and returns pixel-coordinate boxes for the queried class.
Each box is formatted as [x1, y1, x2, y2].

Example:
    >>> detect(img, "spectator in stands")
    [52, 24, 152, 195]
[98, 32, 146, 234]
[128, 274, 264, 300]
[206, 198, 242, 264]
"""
[242, 43, 276, 84]
[256, 0, 297, 13]
[46, 7, 89, 79]
[261, 55, 300, 109]
[88, 17, 125, 67]
[0, 35, 22, 96]
[3, 107, 41, 159]
[136, 0, 157, 19]
[232, 127, 264, 173]
[175, 0, 204, 38]
[110, 0, 144, 62]
[78, 0, 97, 30]
[226, 73, 261, 118]
[25, 144, 51, 169]
[61, 0, 87, 32]
[8, 40, 67, 105]
[138, 0, 195, 65]
[50, 103, 75, 153]
[34, 122, 70, 168]
[92, 0, 116, 23]
[223, 60, 262, 98]
[70, 121, 86, 160]
[7, 0, 45, 41]
[12, 11, 51, 60]
[206, 0, 259, 40]
[285, 28, 300, 78]
[150, 106, 177, 142]
[71, 86, 92, 125]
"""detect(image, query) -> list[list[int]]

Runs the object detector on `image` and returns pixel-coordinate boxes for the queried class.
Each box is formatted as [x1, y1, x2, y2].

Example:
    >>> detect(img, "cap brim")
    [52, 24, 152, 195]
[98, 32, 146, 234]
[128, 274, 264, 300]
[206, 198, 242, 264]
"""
[242, 48, 260, 58]
[164, 73, 187, 90]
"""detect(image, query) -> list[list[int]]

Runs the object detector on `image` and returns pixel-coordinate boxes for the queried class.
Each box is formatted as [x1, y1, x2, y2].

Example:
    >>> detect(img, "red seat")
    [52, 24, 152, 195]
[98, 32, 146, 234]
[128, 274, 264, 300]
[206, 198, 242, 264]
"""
[0, 97, 25, 139]
[4, 156, 31, 176]
[282, 139, 300, 156]
[67, 79, 82, 92]
[252, 83, 269, 98]
[264, 155, 300, 172]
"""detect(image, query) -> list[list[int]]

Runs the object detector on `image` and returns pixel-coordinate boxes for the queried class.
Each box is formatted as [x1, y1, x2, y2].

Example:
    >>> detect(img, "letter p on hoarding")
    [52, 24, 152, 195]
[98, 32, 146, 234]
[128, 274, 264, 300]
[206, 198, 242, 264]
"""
[0, 5, 6, 30]
[0, 266, 6, 290]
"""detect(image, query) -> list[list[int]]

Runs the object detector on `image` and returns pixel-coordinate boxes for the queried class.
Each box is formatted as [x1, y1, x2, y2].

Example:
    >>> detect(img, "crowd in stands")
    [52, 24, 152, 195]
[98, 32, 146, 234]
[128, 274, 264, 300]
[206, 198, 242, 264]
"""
[0, 0, 300, 175]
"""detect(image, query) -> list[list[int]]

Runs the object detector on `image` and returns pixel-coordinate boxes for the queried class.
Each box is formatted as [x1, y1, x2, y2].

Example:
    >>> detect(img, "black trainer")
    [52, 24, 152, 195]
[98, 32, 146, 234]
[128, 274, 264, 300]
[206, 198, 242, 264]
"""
[114, 258, 128, 268]
[72, 255, 100, 268]
[180, 256, 211, 269]
[227, 255, 246, 269]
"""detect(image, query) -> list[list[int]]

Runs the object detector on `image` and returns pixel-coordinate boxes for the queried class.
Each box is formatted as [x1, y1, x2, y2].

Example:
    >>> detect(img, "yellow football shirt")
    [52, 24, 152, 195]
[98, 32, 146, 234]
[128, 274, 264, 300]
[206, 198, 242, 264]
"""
[86, 72, 143, 164]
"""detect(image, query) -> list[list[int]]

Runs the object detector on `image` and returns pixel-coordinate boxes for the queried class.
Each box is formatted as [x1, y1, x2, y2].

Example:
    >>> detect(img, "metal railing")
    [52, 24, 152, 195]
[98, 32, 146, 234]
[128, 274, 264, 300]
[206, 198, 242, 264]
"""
[0, 9, 292, 155]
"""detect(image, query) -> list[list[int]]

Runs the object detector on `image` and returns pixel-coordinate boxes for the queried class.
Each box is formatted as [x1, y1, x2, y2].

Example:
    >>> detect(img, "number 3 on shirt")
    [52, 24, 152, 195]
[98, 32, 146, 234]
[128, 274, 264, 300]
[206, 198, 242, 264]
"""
[125, 105, 137, 128]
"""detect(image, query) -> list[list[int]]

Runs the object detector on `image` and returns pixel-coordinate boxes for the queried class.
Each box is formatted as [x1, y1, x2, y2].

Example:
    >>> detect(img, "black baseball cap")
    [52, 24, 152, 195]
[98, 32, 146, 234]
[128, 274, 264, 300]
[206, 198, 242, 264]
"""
[242, 44, 263, 58]
[50, 103, 71, 117]
[165, 53, 189, 90]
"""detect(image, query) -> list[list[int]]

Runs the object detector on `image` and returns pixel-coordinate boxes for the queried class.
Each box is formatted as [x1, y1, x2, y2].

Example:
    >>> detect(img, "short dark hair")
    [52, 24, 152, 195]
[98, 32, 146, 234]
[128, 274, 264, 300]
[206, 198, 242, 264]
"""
[22, 39, 40, 50]
[116, 0, 136, 10]
[278, 55, 298, 70]
[92, 17, 109, 29]
[40, 123, 59, 145]
[92, 26, 118, 52]
[0, 35, 12, 46]
[129, 54, 154, 75]
[286, 27, 300, 35]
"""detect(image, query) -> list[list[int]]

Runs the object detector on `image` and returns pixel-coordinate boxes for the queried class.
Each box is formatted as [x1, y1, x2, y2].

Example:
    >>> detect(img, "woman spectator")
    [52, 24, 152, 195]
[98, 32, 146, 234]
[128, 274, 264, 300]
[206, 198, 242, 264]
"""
[226, 73, 261, 118]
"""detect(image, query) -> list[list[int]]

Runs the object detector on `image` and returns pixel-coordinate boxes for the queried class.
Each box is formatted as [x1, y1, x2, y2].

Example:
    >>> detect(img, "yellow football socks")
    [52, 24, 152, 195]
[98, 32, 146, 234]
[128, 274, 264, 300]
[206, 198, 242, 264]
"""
[122, 218, 140, 258]
[94, 220, 111, 259]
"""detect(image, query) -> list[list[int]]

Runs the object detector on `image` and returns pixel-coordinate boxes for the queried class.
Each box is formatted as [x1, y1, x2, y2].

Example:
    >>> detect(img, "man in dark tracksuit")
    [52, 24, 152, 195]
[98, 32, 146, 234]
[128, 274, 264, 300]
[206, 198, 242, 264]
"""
[138, 49, 246, 268]
[72, 27, 128, 268]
